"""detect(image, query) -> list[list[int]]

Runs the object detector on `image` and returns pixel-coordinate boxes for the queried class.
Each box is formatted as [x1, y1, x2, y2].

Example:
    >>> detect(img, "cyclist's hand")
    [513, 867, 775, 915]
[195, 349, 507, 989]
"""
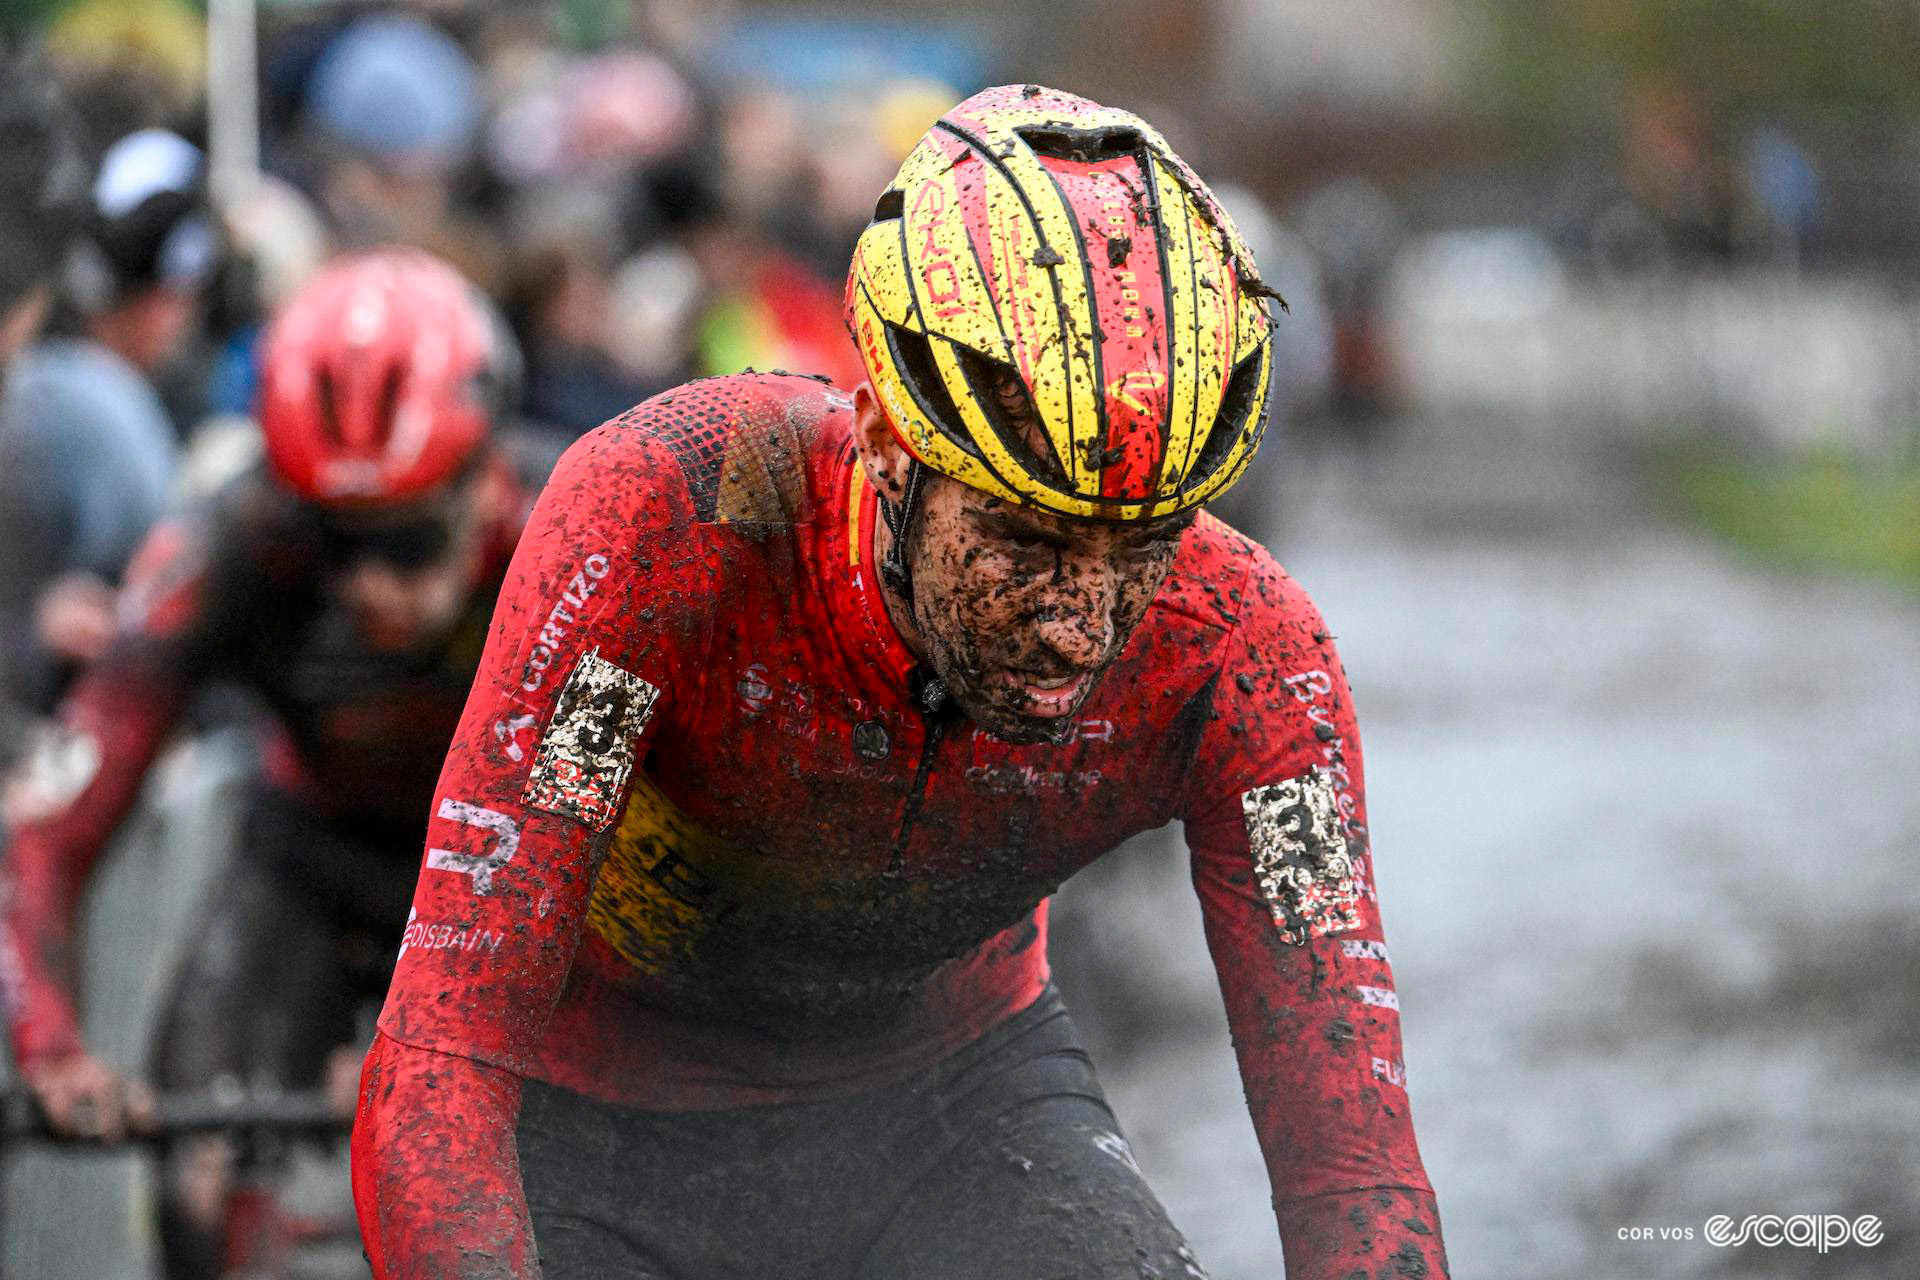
[324, 1043, 365, 1118]
[34, 572, 116, 662]
[22, 1051, 154, 1140]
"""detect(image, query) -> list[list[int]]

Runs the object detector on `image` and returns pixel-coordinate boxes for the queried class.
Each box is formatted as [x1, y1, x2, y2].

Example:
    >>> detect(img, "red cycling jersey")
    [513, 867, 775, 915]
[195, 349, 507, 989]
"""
[352, 373, 1442, 1279]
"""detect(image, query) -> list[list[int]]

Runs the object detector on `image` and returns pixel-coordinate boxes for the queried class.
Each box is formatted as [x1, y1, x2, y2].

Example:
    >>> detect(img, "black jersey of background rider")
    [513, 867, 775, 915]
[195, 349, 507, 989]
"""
[116, 462, 525, 831]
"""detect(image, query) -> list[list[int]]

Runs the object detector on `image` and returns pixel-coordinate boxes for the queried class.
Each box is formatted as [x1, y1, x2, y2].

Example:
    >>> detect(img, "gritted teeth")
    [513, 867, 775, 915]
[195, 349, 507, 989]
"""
[1010, 668, 1083, 690]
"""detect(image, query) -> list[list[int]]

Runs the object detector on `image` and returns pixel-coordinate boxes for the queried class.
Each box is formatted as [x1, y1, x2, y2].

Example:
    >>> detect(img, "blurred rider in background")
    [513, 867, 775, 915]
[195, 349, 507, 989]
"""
[0, 248, 529, 1280]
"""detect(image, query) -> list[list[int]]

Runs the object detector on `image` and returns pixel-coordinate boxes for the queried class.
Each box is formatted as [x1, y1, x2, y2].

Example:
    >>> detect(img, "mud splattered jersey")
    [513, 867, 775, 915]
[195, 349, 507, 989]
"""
[355, 374, 1443, 1280]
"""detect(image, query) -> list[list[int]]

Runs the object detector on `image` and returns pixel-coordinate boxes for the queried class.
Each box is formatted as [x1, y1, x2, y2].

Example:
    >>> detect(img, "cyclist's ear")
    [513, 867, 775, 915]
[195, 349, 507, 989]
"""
[852, 382, 912, 504]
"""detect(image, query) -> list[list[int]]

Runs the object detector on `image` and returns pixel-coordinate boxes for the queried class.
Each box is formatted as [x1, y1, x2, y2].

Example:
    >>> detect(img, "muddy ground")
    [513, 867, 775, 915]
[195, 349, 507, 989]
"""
[7, 427, 1916, 1278]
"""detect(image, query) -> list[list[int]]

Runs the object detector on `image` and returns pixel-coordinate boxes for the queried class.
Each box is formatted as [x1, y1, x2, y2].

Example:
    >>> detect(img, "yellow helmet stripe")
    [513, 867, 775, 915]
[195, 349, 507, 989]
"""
[1170, 340, 1271, 508]
[927, 335, 1058, 508]
[852, 221, 912, 329]
[1181, 177, 1233, 488]
[938, 120, 1092, 493]
[898, 160, 1008, 365]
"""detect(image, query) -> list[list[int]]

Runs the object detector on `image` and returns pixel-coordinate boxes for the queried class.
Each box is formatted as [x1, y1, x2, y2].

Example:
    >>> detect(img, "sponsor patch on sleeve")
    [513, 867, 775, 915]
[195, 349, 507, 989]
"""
[1241, 769, 1362, 945]
[521, 650, 659, 830]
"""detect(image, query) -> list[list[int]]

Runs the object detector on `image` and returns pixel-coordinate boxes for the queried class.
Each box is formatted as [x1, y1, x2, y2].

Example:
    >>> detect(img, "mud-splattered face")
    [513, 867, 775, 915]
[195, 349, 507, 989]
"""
[906, 477, 1189, 742]
[854, 383, 1191, 744]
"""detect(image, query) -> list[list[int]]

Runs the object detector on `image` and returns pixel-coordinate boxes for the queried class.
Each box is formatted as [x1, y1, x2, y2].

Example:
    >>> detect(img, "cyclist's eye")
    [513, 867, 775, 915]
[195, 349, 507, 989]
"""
[986, 521, 1052, 552]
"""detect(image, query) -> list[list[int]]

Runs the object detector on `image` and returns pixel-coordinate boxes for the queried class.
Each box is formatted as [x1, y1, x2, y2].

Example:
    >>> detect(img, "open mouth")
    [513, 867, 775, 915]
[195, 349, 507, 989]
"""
[1002, 668, 1093, 716]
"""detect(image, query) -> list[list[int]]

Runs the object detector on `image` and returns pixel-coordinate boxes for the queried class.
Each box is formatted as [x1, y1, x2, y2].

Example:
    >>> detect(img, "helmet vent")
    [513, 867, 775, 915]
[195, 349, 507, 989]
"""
[314, 367, 343, 447]
[371, 362, 404, 447]
[885, 323, 982, 461]
[871, 189, 905, 223]
[953, 345, 1068, 485]
[1016, 125, 1142, 165]
[1183, 349, 1266, 493]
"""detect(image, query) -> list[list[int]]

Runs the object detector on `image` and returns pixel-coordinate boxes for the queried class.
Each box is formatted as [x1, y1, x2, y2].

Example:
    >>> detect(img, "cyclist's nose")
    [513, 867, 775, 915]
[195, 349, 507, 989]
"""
[341, 560, 405, 607]
[339, 561, 424, 630]
[1034, 560, 1117, 669]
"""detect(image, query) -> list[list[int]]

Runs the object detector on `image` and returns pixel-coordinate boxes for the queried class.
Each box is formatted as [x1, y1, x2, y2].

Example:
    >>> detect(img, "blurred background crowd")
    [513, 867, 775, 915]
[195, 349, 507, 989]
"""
[1, 2, 1916, 1278]
[6, 0, 1919, 727]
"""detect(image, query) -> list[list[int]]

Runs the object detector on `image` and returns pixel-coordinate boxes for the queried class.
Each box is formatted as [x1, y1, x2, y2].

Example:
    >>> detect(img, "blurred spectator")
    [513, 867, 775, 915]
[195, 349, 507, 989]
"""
[1736, 124, 1821, 268]
[0, 127, 214, 715]
[486, 48, 700, 186]
[605, 241, 704, 390]
[646, 152, 863, 389]
[297, 11, 501, 289]
[774, 82, 944, 281]
[201, 173, 331, 418]
[1623, 79, 1735, 261]
[0, 51, 85, 758]
[43, 0, 204, 153]
[1293, 176, 1405, 432]
[0, 52, 82, 373]
[488, 45, 706, 432]
[501, 177, 668, 433]
[1588, 78, 1739, 275]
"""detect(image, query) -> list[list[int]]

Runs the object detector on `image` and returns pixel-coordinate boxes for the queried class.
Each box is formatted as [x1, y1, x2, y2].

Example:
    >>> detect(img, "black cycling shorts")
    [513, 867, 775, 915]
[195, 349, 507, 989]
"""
[516, 987, 1210, 1280]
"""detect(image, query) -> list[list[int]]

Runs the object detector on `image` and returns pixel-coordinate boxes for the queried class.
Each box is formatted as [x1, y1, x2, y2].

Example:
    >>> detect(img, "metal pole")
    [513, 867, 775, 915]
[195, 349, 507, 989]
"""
[205, 0, 261, 210]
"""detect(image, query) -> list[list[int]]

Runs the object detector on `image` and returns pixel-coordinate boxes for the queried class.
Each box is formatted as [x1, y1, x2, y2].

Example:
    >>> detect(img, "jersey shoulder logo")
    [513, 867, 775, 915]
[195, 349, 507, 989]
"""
[522, 650, 660, 830]
[1241, 768, 1362, 944]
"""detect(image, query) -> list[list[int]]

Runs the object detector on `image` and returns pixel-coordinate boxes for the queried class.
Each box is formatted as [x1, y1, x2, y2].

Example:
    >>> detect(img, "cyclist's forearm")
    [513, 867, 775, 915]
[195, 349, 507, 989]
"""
[1277, 1185, 1449, 1280]
[352, 1031, 540, 1279]
[2, 669, 185, 1064]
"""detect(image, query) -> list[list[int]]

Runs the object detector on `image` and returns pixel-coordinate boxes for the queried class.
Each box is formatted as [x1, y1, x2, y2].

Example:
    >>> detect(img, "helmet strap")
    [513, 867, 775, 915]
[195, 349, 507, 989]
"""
[878, 456, 926, 610]
[878, 459, 956, 714]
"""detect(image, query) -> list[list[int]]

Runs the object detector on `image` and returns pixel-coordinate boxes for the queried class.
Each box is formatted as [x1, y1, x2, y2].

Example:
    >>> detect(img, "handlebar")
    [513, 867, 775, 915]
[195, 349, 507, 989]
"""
[0, 1086, 347, 1147]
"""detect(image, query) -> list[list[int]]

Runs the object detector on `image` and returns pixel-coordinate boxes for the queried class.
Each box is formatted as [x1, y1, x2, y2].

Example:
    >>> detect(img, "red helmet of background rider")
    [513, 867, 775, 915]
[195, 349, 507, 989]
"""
[257, 248, 515, 506]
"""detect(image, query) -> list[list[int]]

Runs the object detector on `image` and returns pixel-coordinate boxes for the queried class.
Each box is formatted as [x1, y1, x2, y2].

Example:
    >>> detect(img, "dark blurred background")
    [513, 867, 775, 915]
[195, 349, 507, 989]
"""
[1, 1, 1916, 1277]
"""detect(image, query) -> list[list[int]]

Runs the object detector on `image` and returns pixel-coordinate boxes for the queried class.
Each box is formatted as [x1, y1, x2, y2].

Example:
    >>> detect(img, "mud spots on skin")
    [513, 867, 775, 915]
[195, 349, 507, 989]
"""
[875, 471, 1187, 745]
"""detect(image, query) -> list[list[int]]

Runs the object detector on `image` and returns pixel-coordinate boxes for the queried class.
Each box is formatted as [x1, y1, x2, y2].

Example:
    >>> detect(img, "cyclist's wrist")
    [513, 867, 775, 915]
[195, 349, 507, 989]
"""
[11, 1009, 86, 1074]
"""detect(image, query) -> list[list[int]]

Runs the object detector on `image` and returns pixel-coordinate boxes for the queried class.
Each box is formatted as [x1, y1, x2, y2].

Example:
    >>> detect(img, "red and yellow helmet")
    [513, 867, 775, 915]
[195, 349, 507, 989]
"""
[846, 84, 1277, 522]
